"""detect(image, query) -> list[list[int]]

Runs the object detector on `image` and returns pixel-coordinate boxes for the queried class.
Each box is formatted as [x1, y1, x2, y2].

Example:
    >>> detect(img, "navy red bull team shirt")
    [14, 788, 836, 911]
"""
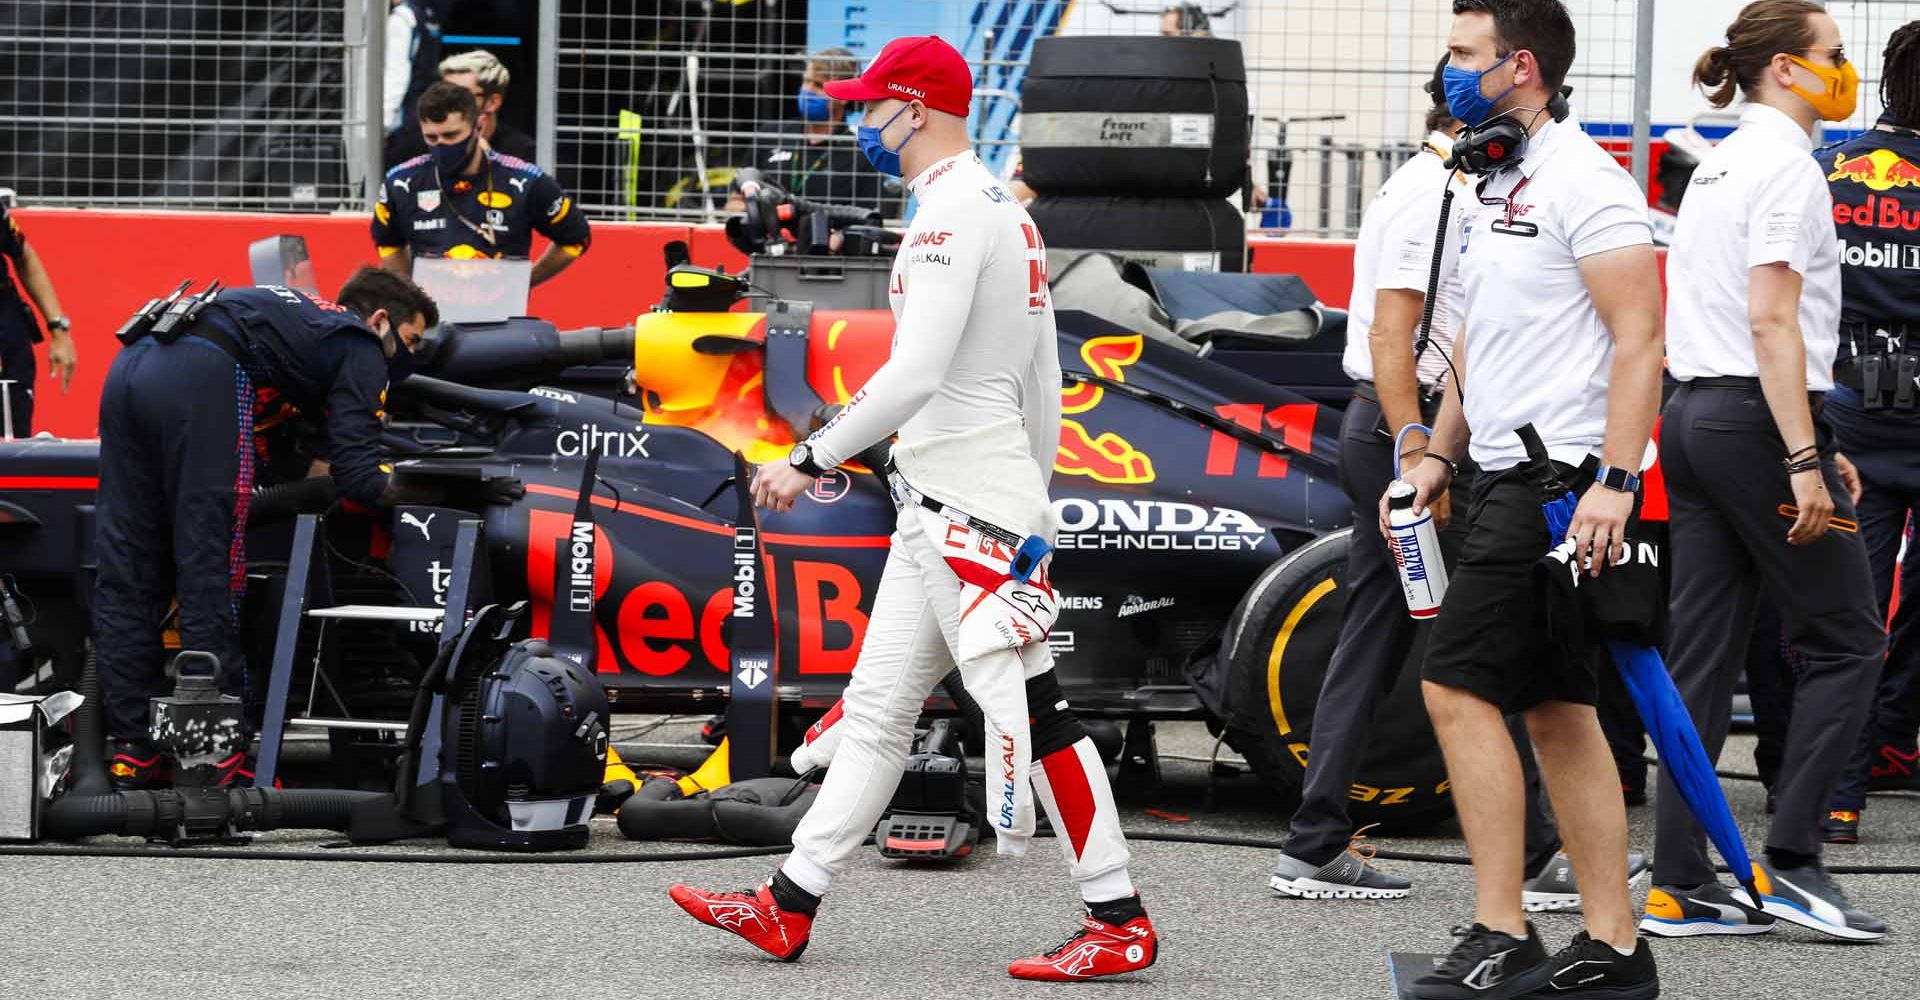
[1821, 121, 1920, 327]
[372, 149, 591, 263]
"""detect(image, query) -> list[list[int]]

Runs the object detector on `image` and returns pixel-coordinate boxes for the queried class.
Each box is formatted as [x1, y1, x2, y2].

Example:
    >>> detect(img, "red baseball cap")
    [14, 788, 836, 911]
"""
[822, 35, 973, 118]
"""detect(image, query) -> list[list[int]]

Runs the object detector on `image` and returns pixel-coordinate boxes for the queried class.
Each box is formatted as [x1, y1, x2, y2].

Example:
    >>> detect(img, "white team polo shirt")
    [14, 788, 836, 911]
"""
[1343, 133, 1469, 388]
[1665, 103, 1841, 390]
[1455, 114, 1654, 471]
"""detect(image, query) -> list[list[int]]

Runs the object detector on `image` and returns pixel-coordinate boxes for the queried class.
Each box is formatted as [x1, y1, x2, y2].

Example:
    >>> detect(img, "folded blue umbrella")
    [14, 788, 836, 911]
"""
[1516, 424, 1762, 907]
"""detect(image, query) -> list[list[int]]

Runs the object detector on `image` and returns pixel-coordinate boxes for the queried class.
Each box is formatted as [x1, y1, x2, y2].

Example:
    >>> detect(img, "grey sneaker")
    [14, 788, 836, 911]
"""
[1269, 848, 1411, 900]
[1756, 861, 1888, 941]
[1638, 881, 1776, 937]
[1521, 852, 1651, 913]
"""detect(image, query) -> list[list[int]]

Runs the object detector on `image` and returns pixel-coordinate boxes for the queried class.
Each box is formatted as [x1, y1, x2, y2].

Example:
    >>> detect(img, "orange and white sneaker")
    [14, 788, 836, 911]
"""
[1008, 909, 1158, 981]
[667, 882, 813, 961]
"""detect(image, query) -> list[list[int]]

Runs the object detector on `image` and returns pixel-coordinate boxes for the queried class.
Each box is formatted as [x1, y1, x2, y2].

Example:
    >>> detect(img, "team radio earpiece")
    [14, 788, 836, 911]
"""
[1447, 85, 1573, 175]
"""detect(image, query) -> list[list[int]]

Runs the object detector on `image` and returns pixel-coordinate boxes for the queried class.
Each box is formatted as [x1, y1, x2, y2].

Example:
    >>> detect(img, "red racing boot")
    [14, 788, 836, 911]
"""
[667, 881, 813, 961]
[1008, 899, 1157, 982]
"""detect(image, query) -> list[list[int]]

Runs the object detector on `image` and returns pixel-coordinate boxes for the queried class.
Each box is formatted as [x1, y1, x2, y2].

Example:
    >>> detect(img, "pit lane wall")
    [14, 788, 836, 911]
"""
[14, 207, 1367, 439]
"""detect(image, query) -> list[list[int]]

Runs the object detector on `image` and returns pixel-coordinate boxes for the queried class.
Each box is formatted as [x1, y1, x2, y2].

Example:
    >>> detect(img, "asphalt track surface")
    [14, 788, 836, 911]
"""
[5, 722, 1918, 1000]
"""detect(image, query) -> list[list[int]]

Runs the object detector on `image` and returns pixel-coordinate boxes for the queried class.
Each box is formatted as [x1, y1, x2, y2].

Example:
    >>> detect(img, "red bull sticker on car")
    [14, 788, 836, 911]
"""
[1056, 334, 1158, 484]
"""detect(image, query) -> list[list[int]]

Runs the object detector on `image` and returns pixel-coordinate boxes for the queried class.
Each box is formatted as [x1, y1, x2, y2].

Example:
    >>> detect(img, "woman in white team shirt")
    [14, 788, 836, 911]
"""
[1650, 0, 1889, 943]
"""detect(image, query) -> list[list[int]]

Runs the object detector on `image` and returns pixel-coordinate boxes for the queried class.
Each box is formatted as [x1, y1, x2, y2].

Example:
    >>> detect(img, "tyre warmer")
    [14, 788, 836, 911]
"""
[43, 649, 386, 844]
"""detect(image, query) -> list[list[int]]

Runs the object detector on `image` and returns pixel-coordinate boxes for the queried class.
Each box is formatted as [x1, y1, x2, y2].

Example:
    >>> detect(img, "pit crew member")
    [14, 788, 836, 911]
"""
[0, 199, 76, 436]
[373, 81, 590, 287]
[92, 268, 438, 787]
[1391, 2, 1663, 995]
[1822, 18, 1920, 846]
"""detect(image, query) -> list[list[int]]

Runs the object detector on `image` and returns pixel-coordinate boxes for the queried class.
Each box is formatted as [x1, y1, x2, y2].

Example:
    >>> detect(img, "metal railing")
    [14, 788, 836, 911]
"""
[0, 0, 381, 213]
[539, 0, 1656, 238]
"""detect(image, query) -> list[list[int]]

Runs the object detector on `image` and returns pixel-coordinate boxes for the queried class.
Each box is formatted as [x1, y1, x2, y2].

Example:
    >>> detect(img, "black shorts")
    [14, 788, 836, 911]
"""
[1421, 461, 1607, 713]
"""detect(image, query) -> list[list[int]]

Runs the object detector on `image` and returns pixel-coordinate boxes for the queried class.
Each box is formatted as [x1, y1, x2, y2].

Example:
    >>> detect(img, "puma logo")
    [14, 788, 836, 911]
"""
[400, 510, 436, 541]
[508, 176, 528, 192]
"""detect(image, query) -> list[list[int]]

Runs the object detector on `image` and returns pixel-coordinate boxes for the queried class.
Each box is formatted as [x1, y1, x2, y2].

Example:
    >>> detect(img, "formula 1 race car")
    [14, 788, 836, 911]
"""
[0, 254, 1460, 829]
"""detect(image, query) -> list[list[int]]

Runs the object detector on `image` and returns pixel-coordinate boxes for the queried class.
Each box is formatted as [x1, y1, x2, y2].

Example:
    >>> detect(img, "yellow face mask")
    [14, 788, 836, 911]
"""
[1787, 55, 1860, 122]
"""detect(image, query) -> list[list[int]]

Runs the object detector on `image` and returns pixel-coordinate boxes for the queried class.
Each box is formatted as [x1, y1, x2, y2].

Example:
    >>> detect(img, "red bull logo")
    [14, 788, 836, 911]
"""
[1828, 149, 1920, 192]
[1058, 419, 1156, 484]
[1057, 334, 1157, 484]
[1060, 334, 1145, 414]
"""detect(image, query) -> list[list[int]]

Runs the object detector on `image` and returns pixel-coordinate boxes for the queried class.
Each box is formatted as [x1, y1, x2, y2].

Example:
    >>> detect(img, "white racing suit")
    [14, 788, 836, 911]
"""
[780, 151, 1132, 903]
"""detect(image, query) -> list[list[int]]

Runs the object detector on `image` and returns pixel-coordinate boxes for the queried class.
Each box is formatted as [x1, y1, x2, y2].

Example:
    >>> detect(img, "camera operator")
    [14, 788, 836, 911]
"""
[733, 48, 898, 222]
[1391, 3, 1664, 995]
[1821, 18, 1920, 846]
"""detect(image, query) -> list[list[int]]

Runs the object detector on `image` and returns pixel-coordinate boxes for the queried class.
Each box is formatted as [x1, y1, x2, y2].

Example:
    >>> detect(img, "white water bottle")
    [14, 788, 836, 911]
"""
[1386, 480, 1448, 619]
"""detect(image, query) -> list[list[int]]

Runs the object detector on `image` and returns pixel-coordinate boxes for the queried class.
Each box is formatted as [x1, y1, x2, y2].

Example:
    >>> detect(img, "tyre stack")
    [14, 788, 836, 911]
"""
[1021, 35, 1249, 273]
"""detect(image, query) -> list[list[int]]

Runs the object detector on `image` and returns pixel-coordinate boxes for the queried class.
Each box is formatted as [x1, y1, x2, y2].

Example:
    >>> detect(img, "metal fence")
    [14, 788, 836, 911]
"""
[0, 0, 379, 212]
[7, 1, 1920, 235]
[544, 0, 1654, 237]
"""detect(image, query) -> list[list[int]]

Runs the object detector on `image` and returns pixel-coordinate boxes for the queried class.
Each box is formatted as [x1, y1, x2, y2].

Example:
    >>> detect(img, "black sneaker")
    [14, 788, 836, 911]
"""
[1410, 922, 1549, 1000]
[1821, 810, 1860, 845]
[108, 739, 174, 790]
[1534, 931, 1659, 999]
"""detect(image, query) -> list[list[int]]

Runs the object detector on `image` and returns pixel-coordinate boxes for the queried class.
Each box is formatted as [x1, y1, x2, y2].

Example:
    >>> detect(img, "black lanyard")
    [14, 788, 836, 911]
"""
[435, 159, 500, 249]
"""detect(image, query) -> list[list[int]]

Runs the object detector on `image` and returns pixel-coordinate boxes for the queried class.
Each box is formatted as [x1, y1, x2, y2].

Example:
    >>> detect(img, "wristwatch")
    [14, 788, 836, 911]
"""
[46, 316, 70, 333]
[1595, 464, 1641, 494]
[788, 441, 824, 477]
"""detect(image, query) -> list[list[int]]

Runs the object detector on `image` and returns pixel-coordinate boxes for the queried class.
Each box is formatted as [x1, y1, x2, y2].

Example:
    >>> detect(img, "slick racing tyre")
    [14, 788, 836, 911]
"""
[1021, 35, 1249, 198]
[1220, 528, 1453, 831]
[1028, 195, 1247, 273]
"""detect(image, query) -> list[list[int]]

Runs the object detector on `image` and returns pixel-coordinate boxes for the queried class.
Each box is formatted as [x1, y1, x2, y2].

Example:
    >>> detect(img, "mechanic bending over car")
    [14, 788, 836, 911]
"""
[1822, 17, 1920, 846]
[0, 197, 76, 437]
[1268, 54, 1651, 914]
[1650, 1, 1887, 942]
[92, 268, 440, 789]
[1391, 2, 1666, 996]
[373, 81, 591, 287]
[668, 35, 1161, 982]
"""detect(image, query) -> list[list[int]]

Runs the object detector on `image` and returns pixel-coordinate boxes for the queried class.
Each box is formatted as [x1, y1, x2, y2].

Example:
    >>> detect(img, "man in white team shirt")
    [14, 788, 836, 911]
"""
[668, 35, 1157, 983]
[1391, 3, 1665, 998]
[1268, 57, 1592, 911]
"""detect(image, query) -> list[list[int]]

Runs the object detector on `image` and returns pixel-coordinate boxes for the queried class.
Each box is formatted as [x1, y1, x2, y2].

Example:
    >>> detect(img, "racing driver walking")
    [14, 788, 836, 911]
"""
[667, 35, 1158, 982]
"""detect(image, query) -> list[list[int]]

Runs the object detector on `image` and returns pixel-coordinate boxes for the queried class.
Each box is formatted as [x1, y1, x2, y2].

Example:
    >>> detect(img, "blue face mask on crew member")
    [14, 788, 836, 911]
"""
[1443, 52, 1516, 127]
[430, 131, 477, 177]
[857, 103, 916, 177]
[796, 87, 833, 122]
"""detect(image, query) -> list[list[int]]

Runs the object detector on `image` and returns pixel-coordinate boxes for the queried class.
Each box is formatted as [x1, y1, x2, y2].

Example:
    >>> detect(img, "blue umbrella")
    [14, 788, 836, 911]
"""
[1515, 424, 1763, 907]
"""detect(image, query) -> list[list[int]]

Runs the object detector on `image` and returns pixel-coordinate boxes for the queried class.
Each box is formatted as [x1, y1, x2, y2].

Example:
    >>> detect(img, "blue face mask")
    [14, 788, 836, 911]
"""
[796, 88, 833, 123]
[430, 132, 476, 177]
[1443, 53, 1516, 127]
[856, 104, 915, 177]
